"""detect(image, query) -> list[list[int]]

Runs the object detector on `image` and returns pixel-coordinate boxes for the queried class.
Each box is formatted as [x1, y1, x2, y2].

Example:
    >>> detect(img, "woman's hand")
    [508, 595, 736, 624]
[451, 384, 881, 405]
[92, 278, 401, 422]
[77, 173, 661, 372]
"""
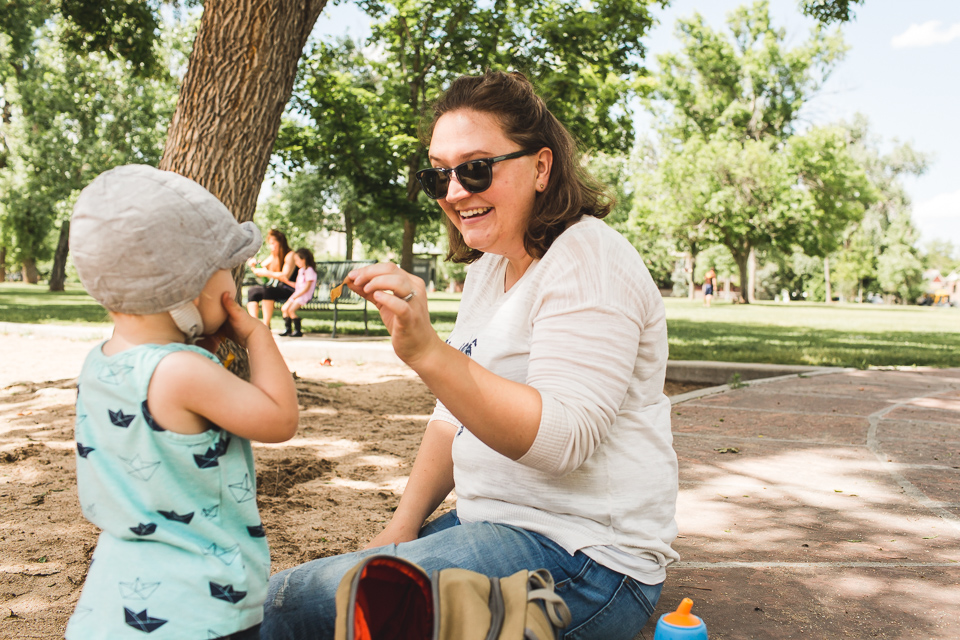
[347, 263, 442, 367]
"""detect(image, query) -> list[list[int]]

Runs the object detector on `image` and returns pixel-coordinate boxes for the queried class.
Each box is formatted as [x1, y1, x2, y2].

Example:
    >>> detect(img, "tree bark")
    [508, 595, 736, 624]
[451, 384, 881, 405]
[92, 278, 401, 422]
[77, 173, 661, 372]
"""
[747, 247, 757, 303]
[159, 0, 329, 225]
[49, 220, 70, 292]
[22, 257, 38, 284]
[159, 0, 327, 374]
[0, 246, 6, 282]
[732, 249, 750, 304]
[823, 256, 832, 303]
[344, 212, 354, 261]
[686, 252, 695, 301]
[400, 218, 415, 274]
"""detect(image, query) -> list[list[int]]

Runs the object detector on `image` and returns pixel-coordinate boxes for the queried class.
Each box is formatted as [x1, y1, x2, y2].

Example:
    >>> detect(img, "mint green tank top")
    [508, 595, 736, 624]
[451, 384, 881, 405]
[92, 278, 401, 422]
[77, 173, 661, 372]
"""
[66, 343, 269, 639]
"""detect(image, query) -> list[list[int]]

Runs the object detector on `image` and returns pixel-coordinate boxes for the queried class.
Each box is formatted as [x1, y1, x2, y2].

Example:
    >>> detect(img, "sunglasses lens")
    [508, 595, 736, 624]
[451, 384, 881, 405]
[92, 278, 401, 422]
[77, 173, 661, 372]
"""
[456, 160, 492, 193]
[417, 169, 448, 199]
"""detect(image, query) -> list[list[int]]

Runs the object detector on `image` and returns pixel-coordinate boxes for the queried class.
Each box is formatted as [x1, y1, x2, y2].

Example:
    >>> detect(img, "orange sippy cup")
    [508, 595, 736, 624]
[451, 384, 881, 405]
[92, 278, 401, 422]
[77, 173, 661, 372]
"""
[653, 598, 708, 639]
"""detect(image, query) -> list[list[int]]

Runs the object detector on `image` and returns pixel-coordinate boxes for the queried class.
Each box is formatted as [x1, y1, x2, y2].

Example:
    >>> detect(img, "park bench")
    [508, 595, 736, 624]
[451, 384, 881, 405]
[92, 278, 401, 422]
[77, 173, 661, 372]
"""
[299, 260, 377, 338]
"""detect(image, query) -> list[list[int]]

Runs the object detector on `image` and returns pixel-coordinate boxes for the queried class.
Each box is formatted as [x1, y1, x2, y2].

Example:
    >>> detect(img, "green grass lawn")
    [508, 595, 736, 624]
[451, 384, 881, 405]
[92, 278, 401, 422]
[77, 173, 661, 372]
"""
[3, 282, 958, 368]
[663, 298, 960, 368]
[0, 282, 461, 339]
[0, 282, 110, 324]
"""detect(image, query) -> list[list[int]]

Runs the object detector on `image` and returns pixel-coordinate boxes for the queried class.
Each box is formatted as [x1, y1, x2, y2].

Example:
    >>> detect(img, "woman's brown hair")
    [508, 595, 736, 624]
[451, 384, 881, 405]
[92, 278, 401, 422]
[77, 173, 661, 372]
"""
[267, 229, 292, 263]
[424, 70, 612, 263]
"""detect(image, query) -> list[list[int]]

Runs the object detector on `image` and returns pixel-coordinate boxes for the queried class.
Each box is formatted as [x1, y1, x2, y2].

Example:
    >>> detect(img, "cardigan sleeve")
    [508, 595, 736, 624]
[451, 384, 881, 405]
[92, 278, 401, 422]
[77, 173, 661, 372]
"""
[516, 230, 647, 477]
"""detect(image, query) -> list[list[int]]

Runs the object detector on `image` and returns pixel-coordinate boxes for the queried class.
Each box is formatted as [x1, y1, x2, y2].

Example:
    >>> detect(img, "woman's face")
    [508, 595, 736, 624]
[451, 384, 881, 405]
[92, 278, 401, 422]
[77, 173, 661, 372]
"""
[293, 253, 305, 269]
[267, 235, 280, 255]
[429, 110, 550, 262]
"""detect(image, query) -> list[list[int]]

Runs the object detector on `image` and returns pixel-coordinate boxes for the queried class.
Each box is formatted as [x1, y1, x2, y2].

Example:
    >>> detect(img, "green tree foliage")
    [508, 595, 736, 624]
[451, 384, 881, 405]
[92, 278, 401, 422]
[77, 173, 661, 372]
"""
[637, 1, 871, 302]
[653, 1, 846, 144]
[922, 239, 960, 275]
[830, 115, 928, 303]
[799, 0, 866, 25]
[0, 11, 185, 285]
[276, 0, 667, 270]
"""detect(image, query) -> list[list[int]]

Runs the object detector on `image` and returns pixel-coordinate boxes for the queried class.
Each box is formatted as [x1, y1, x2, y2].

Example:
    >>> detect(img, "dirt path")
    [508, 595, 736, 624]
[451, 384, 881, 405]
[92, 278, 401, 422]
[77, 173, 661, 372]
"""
[0, 332, 701, 638]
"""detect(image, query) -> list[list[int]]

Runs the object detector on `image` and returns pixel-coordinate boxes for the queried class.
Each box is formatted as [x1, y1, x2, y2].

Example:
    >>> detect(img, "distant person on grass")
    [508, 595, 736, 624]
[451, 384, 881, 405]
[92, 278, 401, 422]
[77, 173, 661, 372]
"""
[246, 229, 297, 329]
[261, 70, 679, 640]
[703, 266, 717, 307]
[279, 248, 318, 337]
[66, 165, 299, 639]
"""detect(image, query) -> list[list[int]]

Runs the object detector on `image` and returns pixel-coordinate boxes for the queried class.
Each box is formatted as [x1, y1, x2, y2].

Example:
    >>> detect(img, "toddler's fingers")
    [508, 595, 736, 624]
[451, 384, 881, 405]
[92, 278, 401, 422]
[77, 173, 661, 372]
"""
[222, 292, 243, 315]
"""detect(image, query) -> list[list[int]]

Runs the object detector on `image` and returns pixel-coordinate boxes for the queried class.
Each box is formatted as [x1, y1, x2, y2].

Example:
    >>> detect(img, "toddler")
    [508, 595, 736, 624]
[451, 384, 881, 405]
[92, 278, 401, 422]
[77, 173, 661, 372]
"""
[279, 248, 318, 337]
[65, 165, 299, 639]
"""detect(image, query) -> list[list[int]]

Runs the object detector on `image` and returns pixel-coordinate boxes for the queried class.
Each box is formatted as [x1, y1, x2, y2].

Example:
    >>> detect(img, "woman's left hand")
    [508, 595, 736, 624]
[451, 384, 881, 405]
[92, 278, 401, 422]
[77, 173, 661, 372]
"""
[347, 263, 441, 367]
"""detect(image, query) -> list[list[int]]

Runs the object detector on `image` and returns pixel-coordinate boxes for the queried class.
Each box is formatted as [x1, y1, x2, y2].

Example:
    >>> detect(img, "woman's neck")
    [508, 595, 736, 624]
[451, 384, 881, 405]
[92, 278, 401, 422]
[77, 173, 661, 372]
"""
[504, 253, 535, 292]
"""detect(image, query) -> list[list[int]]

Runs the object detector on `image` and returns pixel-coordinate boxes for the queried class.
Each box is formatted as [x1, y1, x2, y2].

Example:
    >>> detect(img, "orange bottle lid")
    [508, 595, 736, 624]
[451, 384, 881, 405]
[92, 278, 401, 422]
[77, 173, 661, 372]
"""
[662, 598, 702, 627]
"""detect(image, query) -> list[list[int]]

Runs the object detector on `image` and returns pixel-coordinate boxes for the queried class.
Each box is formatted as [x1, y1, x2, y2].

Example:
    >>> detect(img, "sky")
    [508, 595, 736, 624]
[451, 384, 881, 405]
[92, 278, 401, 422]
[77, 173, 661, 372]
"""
[309, 0, 960, 250]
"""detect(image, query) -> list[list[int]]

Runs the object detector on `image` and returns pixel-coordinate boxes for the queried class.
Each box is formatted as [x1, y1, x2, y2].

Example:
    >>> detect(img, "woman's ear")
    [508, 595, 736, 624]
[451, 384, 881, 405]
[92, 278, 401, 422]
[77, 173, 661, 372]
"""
[535, 147, 553, 191]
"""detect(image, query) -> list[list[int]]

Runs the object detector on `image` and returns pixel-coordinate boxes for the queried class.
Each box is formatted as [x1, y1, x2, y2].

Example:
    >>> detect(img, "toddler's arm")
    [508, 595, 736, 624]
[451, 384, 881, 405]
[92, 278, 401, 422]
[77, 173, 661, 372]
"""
[148, 293, 299, 442]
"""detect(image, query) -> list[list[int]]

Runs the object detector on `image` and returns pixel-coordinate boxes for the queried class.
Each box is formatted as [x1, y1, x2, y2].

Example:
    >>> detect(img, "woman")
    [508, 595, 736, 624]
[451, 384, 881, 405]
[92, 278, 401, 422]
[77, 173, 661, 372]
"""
[261, 71, 678, 640]
[246, 229, 297, 328]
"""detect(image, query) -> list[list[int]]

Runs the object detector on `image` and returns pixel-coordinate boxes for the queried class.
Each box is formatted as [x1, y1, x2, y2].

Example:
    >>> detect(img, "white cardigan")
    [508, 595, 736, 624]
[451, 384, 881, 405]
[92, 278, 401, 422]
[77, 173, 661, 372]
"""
[431, 216, 679, 585]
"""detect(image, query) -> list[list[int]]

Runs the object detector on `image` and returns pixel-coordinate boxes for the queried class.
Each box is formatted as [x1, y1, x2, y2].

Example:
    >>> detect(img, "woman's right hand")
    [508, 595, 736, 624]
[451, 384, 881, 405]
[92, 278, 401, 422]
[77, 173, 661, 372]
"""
[347, 262, 440, 368]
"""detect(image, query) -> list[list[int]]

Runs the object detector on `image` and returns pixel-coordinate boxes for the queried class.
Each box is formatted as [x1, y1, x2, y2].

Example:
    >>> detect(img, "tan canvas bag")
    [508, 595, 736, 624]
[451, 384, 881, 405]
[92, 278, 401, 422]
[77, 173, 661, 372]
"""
[334, 555, 572, 640]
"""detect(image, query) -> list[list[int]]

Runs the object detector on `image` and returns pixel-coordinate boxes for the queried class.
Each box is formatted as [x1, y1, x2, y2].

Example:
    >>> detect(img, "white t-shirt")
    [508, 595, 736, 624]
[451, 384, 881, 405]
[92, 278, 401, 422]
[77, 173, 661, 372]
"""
[432, 216, 679, 585]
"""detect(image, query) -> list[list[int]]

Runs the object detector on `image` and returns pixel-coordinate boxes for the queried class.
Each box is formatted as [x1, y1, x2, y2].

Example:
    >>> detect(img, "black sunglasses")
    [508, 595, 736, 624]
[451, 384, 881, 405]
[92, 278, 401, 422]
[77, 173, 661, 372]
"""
[415, 149, 536, 200]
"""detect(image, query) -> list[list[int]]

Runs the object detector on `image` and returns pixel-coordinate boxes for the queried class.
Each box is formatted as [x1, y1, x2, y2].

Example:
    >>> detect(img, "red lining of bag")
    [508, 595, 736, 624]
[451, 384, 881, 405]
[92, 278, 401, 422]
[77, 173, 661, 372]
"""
[353, 557, 434, 640]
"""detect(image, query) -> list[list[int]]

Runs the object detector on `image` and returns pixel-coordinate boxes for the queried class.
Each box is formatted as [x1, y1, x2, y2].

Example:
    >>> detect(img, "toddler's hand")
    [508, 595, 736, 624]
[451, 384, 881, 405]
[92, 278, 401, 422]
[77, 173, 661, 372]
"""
[218, 292, 266, 348]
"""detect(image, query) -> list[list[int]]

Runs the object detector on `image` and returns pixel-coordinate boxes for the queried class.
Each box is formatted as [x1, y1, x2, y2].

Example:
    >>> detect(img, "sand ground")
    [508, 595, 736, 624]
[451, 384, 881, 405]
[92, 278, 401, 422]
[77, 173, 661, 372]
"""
[0, 332, 700, 638]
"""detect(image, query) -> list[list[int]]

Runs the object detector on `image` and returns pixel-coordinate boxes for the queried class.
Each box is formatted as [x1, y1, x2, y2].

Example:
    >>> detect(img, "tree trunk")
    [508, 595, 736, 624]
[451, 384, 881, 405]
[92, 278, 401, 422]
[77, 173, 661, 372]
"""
[824, 256, 832, 304]
[747, 247, 756, 303]
[0, 246, 6, 282]
[49, 221, 70, 292]
[159, 0, 328, 225]
[686, 252, 696, 301]
[159, 0, 328, 374]
[22, 257, 39, 284]
[344, 208, 354, 261]
[400, 217, 415, 274]
[733, 250, 750, 304]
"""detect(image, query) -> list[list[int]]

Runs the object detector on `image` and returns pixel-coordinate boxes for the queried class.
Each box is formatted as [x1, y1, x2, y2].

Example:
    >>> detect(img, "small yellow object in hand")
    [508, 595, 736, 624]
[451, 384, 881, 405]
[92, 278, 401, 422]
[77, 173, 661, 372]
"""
[330, 277, 349, 303]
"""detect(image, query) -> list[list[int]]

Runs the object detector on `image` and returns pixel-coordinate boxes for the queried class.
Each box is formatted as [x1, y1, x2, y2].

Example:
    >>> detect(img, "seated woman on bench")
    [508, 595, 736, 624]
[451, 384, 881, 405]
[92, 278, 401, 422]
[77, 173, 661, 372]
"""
[247, 228, 297, 328]
[279, 249, 318, 337]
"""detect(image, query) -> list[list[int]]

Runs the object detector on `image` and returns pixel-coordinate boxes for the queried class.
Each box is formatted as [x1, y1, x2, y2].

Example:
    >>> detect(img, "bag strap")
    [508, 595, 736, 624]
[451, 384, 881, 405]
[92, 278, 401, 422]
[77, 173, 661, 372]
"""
[526, 570, 572, 629]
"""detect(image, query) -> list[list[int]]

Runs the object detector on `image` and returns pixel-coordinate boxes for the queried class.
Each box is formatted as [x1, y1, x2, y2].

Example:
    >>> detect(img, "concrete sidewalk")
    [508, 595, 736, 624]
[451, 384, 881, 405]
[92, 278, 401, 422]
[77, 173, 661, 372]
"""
[639, 368, 960, 639]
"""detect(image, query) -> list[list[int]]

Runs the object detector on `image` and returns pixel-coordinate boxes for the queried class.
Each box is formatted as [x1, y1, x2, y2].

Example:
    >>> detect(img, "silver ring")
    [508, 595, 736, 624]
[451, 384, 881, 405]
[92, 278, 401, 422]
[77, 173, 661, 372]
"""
[402, 290, 416, 302]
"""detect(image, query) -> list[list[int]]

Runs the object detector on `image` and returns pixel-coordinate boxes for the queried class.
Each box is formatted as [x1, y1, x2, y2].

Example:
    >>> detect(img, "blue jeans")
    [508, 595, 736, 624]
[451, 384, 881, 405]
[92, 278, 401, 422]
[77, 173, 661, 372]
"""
[260, 511, 662, 640]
